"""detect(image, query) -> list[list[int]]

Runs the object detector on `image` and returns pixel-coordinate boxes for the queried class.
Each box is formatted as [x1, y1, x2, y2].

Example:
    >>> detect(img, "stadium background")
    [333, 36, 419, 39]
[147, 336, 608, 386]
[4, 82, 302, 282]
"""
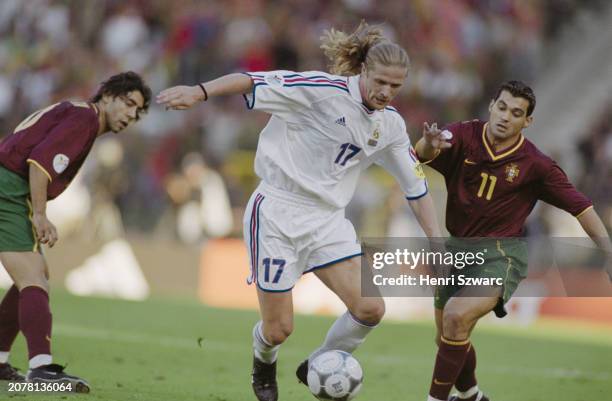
[0, 1, 611, 400]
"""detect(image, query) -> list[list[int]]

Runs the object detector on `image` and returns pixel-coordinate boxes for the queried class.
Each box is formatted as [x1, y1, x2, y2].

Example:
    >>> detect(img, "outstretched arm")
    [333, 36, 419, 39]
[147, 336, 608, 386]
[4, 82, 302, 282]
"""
[578, 207, 611, 249]
[414, 122, 452, 161]
[577, 207, 612, 279]
[407, 193, 443, 238]
[538, 163, 611, 280]
[375, 128, 443, 238]
[156, 73, 253, 110]
[408, 193, 446, 284]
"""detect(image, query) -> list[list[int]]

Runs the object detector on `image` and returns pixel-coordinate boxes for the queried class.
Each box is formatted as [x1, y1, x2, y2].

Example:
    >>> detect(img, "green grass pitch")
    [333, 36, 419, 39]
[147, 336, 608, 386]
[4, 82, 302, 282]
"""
[1, 290, 611, 400]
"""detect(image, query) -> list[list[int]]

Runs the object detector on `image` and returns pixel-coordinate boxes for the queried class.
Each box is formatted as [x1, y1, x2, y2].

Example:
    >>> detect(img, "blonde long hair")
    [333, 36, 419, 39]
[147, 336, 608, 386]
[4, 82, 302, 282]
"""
[320, 21, 409, 76]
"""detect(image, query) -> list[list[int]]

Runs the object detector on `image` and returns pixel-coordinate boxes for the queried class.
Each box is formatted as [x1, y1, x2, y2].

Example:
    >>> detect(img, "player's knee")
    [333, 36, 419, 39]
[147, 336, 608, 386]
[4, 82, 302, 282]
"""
[351, 299, 385, 325]
[15, 276, 49, 292]
[442, 310, 469, 338]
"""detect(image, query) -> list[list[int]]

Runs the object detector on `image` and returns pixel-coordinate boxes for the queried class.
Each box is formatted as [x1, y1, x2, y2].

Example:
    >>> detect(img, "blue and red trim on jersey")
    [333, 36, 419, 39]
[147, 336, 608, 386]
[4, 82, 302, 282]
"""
[283, 74, 348, 88]
[385, 105, 399, 113]
[242, 72, 349, 109]
[360, 103, 400, 116]
[409, 146, 418, 163]
[360, 103, 376, 114]
[246, 73, 348, 89]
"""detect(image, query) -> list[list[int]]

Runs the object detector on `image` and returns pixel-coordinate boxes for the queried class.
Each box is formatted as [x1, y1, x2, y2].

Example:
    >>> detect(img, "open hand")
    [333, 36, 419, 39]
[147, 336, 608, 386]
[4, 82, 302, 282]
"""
[423, 122, 452, 150]
[156, 85, 204, 110]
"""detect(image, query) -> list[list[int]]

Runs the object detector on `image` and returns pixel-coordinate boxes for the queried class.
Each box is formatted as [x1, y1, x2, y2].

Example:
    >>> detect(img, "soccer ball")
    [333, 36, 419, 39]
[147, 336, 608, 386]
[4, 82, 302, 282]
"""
[307, 350, 363, 400]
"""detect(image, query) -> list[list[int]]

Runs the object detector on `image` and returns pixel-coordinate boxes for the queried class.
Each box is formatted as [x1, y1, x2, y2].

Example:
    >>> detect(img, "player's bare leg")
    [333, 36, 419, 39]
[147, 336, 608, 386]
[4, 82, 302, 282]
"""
[296, 256, 384, 385]
[0, 252, 89, 392]
[0, 252, 49, 291]
[428, 289, 499, 401]
[251, 289, 293, 401]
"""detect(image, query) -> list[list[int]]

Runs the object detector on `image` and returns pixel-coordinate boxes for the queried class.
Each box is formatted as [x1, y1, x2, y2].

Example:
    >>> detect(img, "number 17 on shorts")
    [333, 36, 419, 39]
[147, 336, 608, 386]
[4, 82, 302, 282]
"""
[243, 192, 301, 292]
[262, 258, 286, 285]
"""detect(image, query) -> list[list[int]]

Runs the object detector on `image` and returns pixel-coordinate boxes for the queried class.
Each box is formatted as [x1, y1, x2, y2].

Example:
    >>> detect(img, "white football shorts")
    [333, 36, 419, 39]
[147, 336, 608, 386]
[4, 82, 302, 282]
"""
[243, 182, 362, 292]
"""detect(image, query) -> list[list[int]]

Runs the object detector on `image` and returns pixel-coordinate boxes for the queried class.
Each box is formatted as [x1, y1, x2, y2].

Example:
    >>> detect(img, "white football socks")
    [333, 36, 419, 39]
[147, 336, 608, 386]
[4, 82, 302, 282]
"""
[309, 311, 377, 362]
[457, 385, 480, 399]
[0, 351, 9, 364]
[252, 321, 280, 364]
[29, 354, 52, 369]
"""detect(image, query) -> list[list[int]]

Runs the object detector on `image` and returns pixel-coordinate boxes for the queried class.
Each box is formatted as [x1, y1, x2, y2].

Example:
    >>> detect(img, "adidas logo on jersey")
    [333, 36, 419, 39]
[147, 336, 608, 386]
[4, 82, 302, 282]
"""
[334, 116, 346, 127]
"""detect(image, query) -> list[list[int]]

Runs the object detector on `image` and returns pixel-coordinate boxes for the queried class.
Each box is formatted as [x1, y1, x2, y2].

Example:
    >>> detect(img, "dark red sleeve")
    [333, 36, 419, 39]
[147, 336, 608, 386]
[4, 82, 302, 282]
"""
[27, 109, 96, 181]
[537, 161, 593, 216]
[417, 121, 464, 176]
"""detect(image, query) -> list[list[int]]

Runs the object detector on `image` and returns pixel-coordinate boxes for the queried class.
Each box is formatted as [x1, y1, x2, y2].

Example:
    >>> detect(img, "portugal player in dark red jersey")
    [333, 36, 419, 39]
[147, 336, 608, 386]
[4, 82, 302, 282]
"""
[0, 71, 150, 391]
[415, 81, 611, 401]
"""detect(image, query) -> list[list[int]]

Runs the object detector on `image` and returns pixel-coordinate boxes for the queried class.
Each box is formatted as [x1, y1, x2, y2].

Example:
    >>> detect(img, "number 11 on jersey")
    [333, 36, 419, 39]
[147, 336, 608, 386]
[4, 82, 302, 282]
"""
[477, 172, 497, 200]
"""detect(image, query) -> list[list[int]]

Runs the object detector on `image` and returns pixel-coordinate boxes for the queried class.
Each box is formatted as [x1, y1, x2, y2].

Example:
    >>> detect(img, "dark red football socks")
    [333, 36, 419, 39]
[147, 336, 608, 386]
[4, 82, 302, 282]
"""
[0, 285, 20, 352]
[18, 286, 52, 360]
[429, 337, 471, 400]
[455, 343, 477, 393]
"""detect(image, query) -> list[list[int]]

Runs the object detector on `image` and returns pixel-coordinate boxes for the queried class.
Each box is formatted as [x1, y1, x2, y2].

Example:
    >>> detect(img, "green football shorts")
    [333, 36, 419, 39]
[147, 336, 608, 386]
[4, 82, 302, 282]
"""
[0, 166, 38, 252]
[434, 237, 528, 318]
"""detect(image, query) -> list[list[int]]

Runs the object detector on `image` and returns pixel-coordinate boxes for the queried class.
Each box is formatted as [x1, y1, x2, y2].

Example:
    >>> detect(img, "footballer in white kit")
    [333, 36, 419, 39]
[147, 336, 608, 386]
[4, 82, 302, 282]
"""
[242, 70, 428, 292]
[157, 22, 444, 401]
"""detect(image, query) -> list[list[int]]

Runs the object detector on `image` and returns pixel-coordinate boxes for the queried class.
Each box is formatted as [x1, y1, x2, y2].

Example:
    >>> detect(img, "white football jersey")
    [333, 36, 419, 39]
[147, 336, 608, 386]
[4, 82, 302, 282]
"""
[243, 70, 428, 209]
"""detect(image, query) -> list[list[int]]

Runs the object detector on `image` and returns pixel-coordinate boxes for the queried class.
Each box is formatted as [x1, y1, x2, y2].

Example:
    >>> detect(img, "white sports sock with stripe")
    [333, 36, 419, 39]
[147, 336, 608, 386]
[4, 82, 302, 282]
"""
[252, 321, 280, 364]
[308, 311, 376, 362]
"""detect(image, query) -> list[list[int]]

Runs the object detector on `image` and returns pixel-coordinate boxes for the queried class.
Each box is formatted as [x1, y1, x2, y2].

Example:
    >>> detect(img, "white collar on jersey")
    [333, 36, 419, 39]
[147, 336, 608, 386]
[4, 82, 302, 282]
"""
[347, 74, 381, 114]
[347, 75, 363, 102]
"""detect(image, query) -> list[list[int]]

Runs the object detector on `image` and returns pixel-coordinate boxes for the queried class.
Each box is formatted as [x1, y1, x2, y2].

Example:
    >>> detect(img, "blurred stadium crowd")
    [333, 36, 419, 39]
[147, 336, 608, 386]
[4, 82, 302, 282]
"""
[0, 0, 609, 244]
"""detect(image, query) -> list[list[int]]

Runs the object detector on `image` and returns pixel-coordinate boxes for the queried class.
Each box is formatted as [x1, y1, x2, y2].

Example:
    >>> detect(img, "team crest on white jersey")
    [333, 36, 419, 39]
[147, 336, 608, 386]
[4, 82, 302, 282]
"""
[265, 73, 284, 87]
[53, 154, 69, 173]
[368, 126, 380, 147]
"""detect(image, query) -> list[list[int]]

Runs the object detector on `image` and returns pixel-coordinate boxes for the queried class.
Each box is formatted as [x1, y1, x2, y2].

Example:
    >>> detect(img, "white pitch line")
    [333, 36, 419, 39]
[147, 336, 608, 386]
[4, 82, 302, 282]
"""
[53, 323, 612, 382]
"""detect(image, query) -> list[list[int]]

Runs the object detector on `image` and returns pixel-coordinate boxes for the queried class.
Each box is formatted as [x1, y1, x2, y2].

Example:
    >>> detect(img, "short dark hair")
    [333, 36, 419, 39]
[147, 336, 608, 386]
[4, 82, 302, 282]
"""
[90, 71, 152, 116]
[493, 80, 536, 116]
